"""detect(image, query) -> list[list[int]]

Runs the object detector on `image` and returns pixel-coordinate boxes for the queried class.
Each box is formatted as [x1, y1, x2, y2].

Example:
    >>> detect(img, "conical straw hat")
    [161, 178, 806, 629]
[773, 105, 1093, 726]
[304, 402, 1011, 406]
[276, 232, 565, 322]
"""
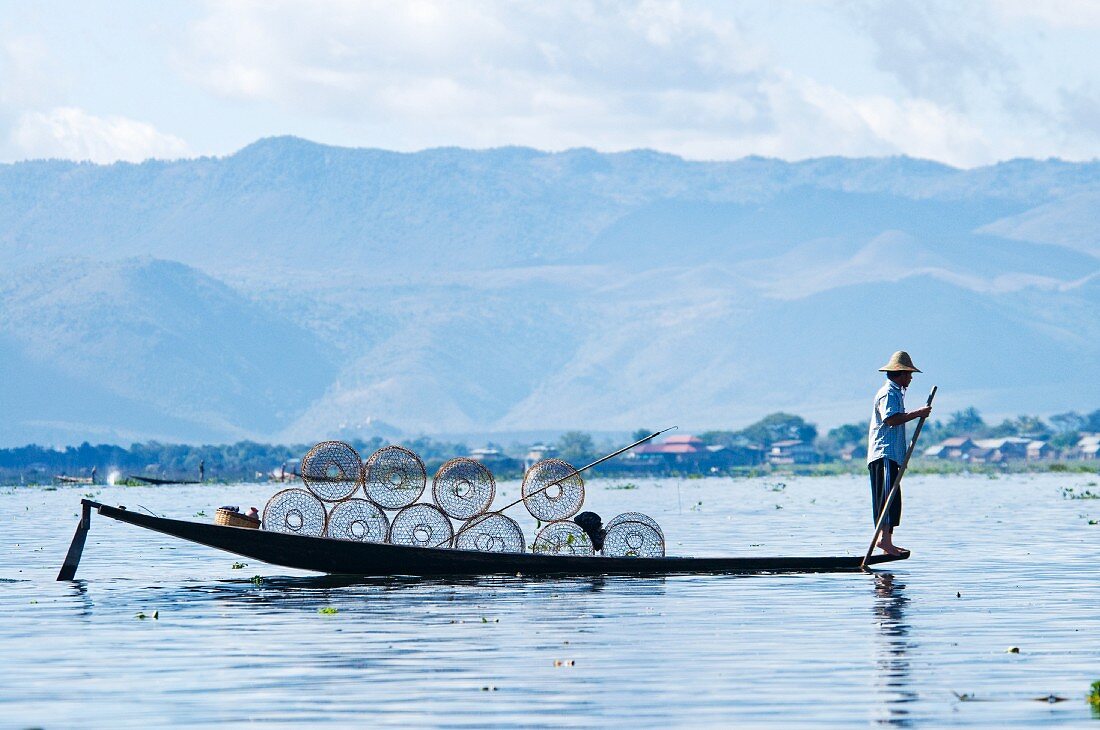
[878, 350, 921, 373]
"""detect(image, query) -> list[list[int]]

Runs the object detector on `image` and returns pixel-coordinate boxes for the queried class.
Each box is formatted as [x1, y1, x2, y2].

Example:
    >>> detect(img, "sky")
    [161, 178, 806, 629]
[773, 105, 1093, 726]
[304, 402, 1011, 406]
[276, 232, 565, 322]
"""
[2, 0, 1100, 168]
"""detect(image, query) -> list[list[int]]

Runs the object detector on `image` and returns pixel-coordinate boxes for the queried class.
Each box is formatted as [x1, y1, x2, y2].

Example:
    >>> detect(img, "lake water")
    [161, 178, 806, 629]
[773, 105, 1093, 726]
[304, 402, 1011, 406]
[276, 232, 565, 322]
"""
[1, 473, 1098, 727]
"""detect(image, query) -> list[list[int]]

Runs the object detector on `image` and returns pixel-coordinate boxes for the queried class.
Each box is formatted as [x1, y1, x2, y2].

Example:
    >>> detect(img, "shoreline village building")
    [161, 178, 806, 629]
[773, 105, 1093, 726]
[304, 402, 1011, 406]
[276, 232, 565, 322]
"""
[632, 434, 765, 471]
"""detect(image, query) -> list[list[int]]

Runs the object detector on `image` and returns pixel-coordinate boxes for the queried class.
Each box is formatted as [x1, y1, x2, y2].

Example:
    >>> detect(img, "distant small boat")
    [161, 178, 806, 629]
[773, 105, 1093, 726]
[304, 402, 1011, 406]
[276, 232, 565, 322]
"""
[54, 475, 94, 485]
[57, 499, 908, 580]
[128, 475, 200, 485]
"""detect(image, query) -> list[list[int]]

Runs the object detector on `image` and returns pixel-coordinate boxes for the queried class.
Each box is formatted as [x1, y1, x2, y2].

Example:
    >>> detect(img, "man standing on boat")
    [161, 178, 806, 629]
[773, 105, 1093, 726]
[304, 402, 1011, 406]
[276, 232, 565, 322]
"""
[867, 351, 931, 556]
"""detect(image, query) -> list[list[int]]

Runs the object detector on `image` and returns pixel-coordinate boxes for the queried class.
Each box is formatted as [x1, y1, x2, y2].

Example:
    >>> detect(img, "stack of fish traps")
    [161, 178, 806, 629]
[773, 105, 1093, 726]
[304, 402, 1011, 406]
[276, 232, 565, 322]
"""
[261, 440, 664, 557]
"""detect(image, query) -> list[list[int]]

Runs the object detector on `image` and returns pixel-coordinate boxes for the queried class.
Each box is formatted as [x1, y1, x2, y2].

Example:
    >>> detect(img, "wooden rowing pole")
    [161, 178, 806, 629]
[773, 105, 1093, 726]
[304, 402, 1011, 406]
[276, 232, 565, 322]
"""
[860, 385, 937, 570]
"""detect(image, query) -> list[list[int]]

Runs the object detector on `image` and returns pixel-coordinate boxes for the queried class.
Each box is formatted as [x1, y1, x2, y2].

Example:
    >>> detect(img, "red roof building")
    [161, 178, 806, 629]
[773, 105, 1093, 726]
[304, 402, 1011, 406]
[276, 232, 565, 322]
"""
[637, 435, 706, 455]
[631, 434, 764, 470]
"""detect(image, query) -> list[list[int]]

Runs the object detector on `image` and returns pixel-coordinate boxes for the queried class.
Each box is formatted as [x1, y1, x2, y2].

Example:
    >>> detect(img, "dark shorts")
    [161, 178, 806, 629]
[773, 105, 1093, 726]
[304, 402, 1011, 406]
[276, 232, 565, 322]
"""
[868, 458, 902, 528]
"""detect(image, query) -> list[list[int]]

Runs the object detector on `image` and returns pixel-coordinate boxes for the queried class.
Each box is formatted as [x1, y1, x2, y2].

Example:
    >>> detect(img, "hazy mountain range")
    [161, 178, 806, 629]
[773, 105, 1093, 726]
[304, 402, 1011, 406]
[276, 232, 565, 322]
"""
[1, 137, 1098, 447]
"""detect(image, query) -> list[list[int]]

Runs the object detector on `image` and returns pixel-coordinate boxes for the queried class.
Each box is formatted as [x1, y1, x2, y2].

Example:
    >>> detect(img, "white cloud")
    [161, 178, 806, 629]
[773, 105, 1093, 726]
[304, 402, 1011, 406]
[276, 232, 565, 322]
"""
[994, 0, 1100, 28]
[167, 0, 1075, 166]
[851, 94, 992, 166]
[0, 35, 57, 108]
[4, 0, 1100, 165]
[844, 1, 1015, 106]
[177, 1, 934, 160]
[11, 107, 191, 163]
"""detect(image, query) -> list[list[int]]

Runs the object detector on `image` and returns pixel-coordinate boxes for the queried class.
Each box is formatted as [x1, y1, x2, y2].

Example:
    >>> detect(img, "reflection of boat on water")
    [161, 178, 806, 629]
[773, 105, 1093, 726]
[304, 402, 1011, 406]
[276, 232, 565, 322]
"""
[57, 499, 908, 580]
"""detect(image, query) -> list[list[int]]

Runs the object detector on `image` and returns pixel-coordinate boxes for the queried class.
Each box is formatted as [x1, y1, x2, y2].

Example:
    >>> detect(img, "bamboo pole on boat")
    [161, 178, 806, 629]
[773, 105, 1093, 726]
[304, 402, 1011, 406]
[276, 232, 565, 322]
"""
[860, 386, 937, 570]
[441, 426, 677, 547]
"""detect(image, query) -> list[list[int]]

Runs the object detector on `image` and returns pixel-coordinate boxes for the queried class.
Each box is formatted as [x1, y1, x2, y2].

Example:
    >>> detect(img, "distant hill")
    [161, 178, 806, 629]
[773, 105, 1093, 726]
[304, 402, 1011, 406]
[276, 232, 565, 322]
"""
[0, 138, 1097, 446]
[0, 258, 333, 445]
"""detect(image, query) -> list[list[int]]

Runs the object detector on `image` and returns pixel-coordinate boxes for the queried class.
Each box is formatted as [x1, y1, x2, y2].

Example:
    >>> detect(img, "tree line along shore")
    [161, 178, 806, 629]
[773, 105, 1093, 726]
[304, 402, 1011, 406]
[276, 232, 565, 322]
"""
[2, 407, 1099, 485]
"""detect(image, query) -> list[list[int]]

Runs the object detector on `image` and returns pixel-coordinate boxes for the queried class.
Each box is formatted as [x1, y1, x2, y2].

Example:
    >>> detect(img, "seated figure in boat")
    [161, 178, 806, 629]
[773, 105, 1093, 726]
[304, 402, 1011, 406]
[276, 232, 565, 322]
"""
[573, 511, 605, 551]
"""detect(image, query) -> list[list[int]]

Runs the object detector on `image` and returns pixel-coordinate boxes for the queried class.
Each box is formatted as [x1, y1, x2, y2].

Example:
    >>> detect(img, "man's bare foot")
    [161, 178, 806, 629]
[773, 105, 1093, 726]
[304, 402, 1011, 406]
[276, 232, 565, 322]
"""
[877, 541, 908, 556]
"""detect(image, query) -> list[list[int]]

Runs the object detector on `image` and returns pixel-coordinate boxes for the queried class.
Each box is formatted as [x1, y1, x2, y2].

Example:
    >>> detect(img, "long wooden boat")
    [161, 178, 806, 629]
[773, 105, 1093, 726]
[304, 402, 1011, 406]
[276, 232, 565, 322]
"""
[58, 500, 907, 580]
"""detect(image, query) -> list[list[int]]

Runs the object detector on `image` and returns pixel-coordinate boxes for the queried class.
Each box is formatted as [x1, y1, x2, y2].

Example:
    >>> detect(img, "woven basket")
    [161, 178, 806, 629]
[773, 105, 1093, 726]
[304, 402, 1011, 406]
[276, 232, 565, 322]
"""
[215, 508, 260, 529]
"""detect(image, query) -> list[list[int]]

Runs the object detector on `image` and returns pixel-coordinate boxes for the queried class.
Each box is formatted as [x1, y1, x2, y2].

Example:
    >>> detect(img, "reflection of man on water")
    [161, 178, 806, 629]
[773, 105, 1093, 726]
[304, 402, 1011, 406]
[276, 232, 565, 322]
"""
[874, 572, 909, 636]
[866, 351, 931, 557]
[872, 571, 915, 721]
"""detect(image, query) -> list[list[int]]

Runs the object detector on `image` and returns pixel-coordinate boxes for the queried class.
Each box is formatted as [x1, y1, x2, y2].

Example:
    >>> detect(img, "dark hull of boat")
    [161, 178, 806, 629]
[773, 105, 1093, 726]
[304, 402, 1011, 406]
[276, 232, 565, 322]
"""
[55, 476, 94, 484]
[67, 500, 907, 579]
[129, 476, 200, 485]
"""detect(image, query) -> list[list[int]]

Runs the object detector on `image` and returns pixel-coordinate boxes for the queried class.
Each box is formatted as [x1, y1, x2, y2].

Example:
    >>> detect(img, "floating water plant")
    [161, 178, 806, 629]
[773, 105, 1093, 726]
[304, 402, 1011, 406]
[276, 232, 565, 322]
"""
[1062, 487, 1100, 500]
[318, 607, 338, 615]
[231, 562, 246, 569]
[1087, 680, 1100, 707]
[250, 575, 264, 586]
